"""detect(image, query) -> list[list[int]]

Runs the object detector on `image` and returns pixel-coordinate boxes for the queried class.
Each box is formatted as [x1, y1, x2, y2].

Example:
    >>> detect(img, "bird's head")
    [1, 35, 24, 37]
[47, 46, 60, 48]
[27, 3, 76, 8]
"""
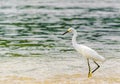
[63, 27, 74, 35]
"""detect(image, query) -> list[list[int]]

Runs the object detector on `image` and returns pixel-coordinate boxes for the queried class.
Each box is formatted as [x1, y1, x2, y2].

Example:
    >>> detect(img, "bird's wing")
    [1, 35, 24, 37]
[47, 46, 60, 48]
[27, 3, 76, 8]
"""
[76, 45, 105, 61]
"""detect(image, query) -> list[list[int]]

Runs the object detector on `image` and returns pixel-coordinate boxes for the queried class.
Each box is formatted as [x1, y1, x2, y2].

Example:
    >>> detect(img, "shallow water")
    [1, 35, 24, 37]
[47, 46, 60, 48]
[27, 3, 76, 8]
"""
[0, 0, 120, 84]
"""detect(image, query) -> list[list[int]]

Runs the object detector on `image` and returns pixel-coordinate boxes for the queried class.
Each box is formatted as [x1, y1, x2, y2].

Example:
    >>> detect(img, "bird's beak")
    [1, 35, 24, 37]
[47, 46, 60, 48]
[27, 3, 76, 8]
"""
[62, 31, 69, 35]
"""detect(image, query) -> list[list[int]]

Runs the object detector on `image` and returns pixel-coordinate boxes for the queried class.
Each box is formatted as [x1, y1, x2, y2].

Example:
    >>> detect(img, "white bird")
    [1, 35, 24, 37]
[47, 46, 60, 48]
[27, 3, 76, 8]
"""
[63, 28, 105, 78]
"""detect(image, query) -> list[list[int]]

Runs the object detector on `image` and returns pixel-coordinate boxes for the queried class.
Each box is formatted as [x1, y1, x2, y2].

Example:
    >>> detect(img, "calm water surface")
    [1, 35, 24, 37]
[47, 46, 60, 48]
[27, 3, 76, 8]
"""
[0, 0, 120, 83]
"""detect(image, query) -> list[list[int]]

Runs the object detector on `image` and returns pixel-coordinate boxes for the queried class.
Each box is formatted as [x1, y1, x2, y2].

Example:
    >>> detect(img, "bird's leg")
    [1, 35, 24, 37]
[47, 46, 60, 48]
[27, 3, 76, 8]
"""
[87, 58, 92, 78]
[92, 61, 100, 73]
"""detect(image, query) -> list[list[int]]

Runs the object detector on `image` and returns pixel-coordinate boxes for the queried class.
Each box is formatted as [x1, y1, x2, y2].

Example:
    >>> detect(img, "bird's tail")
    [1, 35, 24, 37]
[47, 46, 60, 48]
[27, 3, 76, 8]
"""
[99, 55, 106, 62]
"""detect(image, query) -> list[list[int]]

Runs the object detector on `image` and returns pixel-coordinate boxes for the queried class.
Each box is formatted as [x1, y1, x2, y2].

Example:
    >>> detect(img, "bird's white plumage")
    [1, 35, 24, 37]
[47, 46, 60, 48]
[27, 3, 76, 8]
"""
[63, 27, 105, 77]
[67, 27, 105, 62]
[74, 44, 105, 62]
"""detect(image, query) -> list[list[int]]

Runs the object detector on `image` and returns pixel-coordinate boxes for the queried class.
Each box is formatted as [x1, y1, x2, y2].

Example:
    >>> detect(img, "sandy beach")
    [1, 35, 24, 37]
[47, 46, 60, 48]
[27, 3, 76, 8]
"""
[0, 74, 119, 84]
[0, 57, 119, 84]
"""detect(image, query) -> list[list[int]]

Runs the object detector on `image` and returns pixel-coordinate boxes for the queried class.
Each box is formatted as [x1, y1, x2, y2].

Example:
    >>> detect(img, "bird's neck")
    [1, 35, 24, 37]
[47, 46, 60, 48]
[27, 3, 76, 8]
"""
[72, 30, 78, 46]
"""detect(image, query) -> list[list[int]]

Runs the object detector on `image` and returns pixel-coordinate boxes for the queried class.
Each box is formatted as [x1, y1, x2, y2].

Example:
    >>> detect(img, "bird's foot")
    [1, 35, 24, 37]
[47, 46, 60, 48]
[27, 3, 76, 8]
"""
[88, 72, 92, 78]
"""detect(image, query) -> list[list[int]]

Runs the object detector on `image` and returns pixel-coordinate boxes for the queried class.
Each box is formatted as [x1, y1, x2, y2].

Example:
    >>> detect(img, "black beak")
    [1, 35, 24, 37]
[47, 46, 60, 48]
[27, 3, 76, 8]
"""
[62, 31, 69, 35]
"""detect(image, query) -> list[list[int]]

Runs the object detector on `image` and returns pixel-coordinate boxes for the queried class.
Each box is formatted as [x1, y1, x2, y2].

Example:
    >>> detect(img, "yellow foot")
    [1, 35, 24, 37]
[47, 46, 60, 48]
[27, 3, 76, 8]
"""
[88, 72, 92, 78]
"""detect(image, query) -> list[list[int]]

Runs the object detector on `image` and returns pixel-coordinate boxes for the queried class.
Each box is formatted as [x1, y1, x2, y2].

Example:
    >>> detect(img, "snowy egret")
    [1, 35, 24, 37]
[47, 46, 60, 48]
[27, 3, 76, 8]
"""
[63, 28, 105, 78]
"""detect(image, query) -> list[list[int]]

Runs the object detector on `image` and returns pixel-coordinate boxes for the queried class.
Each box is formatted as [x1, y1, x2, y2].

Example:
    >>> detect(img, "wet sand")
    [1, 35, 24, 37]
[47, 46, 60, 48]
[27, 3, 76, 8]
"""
[0, 73, 119, 84]
[0, 58, 119, 84]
